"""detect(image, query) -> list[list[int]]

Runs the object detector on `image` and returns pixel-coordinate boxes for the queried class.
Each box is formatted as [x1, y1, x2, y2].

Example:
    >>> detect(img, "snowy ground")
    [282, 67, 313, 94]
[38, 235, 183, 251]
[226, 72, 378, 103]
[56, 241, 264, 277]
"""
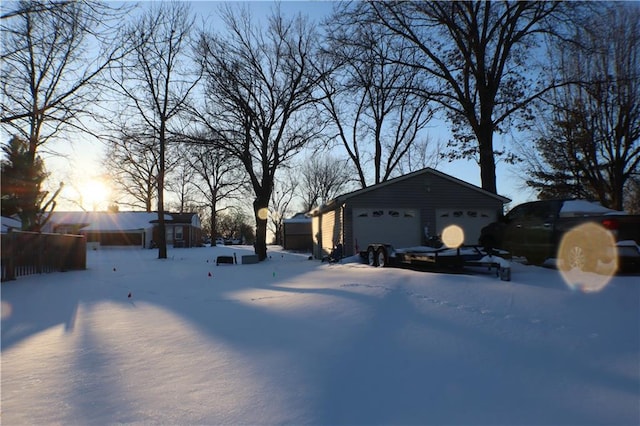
[2, 245, 639, 425]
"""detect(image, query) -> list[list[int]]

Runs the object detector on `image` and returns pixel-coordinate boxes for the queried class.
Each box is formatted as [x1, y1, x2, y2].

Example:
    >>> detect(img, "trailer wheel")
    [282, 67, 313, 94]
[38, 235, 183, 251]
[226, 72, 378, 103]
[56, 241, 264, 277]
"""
[560, 241, 591, 272]
[367, 246, 378, 266]
[376, 247, 388, 267]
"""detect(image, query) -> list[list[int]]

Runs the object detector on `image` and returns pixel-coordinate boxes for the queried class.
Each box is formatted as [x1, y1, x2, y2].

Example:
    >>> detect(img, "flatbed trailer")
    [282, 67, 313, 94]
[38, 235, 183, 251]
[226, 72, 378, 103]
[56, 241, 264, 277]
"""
[361, 243, 512, 281]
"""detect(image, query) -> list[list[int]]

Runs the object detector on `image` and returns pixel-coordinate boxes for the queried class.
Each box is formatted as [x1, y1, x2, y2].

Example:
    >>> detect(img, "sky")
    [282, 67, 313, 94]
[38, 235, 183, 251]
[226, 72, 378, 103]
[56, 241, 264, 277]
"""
[13, 0, 538, 213]
[2, 245, 638, 424]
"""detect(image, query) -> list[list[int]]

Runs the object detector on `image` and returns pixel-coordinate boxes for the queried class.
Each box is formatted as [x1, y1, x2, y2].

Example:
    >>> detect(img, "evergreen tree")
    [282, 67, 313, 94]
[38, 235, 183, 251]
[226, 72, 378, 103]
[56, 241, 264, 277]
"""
[1, 136, 61, 230]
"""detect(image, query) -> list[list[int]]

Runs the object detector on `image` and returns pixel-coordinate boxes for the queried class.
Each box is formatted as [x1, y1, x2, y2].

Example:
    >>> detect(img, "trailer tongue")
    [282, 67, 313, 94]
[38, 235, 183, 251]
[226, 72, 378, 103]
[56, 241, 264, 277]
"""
[362, 243, 512, 281]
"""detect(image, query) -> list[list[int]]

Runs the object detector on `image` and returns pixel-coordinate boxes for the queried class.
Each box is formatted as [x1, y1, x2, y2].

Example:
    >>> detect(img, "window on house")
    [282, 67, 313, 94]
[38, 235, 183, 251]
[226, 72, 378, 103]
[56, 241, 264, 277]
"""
[175, 226, 184, 240]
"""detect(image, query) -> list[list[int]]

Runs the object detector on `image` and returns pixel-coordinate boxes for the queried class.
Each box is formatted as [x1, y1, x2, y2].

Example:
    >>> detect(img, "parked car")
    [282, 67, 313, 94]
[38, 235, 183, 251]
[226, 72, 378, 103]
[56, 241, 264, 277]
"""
[479, 199, 640, 271]
[214, 237, 224, 246]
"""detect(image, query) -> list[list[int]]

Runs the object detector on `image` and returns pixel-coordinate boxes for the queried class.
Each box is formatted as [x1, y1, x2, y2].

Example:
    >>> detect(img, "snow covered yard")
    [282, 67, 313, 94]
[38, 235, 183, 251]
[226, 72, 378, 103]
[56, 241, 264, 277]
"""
[2, 245, 639, 425]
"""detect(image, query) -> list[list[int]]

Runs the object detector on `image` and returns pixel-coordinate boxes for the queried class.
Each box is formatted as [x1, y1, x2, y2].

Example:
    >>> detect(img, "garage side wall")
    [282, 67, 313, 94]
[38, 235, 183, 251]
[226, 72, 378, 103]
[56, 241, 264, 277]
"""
[312, 207, 344, 259]
[342, 171, 504, 256]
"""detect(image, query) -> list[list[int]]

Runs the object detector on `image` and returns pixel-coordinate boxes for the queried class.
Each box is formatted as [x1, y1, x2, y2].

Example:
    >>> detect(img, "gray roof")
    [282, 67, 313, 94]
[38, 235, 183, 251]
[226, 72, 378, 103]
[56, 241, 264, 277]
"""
[309, 167, 511, 216]
[46, 211, 169, 232]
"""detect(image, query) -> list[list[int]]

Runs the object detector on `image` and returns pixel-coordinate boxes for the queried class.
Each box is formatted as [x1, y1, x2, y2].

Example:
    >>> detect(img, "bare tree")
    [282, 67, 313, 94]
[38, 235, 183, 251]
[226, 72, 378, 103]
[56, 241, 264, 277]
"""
[110, 2, 199, 259]
[1, 0, 129, 228]
[193, 6, 326, 260]
[104, 131, 159, 212]
[523, 3, 640, 210]
[337, 1, 564, 194]
[186, 142, 246, 245]
[166, 151, 197, 214]
[297, 155, 356, 212]
[269, 173, 298, 245]
[321, 13, 436, 187]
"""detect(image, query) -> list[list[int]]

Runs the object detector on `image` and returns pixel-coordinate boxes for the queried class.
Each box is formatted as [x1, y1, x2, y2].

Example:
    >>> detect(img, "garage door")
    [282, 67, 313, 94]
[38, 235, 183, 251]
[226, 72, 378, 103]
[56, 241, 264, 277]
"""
[435, 208, 496, 246]
[353, 208, 420, 250]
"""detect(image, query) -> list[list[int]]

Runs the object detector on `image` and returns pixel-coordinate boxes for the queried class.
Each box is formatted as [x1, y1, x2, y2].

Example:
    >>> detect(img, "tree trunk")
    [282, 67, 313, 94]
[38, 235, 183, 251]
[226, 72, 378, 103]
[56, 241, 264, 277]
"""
[477, 125, 497, 194]
[253, 197, 269, 261]
[157, 127, 168, 259]
[210, 202, 217, 246]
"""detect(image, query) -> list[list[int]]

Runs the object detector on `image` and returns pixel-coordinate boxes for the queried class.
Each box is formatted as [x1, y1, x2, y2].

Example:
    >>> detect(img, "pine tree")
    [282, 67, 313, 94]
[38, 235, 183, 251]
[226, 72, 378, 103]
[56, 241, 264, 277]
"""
[1, 136, 61, 230]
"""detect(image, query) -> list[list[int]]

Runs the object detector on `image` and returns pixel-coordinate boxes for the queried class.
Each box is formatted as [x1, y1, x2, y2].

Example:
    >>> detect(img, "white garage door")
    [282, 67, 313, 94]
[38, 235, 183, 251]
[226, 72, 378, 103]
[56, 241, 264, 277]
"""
[435, 208, 496, 246]
[353, 208, 420, 250]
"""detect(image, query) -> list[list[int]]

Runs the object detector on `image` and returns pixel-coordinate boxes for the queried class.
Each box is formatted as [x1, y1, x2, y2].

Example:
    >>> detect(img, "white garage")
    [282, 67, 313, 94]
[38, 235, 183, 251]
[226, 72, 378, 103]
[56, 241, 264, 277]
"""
[353, 208, 420, 249]
[435, 208, 497, 246]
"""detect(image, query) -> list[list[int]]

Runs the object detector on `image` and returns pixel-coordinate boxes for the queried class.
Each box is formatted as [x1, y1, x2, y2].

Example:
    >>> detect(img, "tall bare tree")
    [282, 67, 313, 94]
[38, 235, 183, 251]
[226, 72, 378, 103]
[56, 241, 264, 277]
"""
[523, 3, 640, 210]
[110, 2, 199, 259]
[186, 142, 246, 244]
[194, 6, 326, 260]
[104, 131, 159, 212]
[166, 151, 197, 214]
[321, 12, 436, 187]
[1, 0, 129, 229]
[297, 155, 356, 212]
[337, 1, 563, 194]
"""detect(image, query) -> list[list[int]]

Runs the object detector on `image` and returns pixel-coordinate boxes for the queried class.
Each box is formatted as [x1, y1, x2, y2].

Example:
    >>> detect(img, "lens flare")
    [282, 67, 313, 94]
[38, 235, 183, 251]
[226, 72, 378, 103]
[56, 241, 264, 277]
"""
[442, 225, 465, 248]
[257, 208, 269, 221]
[558, 222, 618, 293]
[1, 301, 12, 320]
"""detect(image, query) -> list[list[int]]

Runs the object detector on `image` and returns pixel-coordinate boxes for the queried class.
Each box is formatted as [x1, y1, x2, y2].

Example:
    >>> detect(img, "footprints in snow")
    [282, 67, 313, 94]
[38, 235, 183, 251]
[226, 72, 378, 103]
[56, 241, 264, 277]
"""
[340, 283, 583, 338]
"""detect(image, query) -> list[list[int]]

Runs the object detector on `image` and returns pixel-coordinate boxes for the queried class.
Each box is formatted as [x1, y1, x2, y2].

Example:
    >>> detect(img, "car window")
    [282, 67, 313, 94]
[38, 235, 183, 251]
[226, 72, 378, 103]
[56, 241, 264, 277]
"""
[506, 204, 529, 221]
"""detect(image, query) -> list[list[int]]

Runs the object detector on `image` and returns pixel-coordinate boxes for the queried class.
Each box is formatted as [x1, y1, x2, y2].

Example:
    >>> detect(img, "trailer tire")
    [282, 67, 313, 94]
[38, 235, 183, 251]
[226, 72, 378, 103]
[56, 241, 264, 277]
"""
[376, 247, 388, 267]
[367, 246, 378, 267]
[560, 240, 592, 272]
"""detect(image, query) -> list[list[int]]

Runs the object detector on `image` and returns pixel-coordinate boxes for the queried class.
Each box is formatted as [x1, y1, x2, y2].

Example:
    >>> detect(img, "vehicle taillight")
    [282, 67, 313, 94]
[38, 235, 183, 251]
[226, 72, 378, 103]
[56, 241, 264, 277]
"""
[602, 218, 619, 230]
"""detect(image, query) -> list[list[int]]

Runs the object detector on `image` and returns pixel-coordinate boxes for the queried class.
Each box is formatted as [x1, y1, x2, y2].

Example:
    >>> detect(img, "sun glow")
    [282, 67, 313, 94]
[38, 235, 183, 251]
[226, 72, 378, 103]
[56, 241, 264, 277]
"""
[79, 179, 111, 211]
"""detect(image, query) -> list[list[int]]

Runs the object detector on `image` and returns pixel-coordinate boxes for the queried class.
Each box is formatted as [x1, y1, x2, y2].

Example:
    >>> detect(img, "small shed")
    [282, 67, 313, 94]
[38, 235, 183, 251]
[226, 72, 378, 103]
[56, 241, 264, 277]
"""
[282, 213, 313, 252]
[308, 167, 510, 259]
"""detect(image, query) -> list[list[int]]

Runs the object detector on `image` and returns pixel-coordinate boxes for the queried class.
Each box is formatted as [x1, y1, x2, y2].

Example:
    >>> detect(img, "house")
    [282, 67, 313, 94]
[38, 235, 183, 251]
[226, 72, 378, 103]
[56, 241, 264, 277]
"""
[308, 167, 511, 259]
[152, 213, 203, 248]
[44, 211, 202, 249]
[282, 212, 313, 252]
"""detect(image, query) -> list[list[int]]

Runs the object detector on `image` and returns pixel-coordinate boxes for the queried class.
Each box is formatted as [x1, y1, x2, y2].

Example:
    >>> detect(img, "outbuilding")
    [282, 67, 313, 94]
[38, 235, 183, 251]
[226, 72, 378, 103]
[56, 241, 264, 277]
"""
[309, 167, 511, 259]
[282, 212, 313, 252]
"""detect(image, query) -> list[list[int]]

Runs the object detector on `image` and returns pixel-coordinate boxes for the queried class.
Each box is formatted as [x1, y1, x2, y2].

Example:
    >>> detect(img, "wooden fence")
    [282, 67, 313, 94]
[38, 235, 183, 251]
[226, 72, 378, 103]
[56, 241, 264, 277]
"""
[1, 230, 86, 282]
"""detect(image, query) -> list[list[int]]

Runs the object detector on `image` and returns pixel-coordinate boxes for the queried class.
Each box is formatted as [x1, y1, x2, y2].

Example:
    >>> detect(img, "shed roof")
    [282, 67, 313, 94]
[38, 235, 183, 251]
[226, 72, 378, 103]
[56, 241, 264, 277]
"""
[309, 167, 511, 216]
[283, 212, 312, 223]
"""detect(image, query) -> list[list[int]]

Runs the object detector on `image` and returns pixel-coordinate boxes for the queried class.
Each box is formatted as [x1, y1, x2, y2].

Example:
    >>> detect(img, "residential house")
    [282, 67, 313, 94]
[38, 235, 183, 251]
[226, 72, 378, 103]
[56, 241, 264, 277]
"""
[44, 211, 202, 249]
